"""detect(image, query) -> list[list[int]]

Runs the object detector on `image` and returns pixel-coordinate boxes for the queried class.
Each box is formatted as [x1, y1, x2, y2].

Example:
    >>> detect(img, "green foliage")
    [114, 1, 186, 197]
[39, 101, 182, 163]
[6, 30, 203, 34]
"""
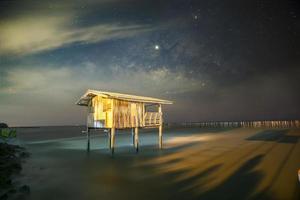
[0, 129, 17, 143]
[0, 123, 8, 129]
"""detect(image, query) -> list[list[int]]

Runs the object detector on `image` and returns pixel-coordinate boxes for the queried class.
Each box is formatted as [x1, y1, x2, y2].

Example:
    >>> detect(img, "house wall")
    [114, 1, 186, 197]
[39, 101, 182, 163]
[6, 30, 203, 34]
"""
[87, 96, 113, 128]
[113, 99, 144, 128]
[87, 96, 144, 129]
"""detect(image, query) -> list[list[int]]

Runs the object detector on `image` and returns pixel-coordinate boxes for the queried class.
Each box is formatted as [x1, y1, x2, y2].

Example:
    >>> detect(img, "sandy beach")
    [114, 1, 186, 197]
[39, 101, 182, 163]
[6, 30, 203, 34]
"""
[13, 127, 300, 200]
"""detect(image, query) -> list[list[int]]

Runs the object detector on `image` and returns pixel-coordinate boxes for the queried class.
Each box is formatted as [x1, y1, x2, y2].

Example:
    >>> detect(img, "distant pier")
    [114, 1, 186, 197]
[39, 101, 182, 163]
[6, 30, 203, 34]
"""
[165, 120, 300, 128]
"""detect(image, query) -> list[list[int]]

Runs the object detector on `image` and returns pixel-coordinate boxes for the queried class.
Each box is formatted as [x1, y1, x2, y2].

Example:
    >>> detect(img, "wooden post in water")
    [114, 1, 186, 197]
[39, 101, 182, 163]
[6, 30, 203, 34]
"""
[86, 127, 90, 152]
[108, 129, 111, 149]
[158, 104, 163, 149]
[111, 128, 116, 154]
[134, 127, 139, 152]
[131, 128, 135, 147]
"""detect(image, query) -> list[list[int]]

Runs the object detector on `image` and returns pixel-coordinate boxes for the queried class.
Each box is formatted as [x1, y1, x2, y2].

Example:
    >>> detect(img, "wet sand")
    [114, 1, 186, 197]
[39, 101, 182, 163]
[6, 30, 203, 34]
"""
[15, 127, 300, 200]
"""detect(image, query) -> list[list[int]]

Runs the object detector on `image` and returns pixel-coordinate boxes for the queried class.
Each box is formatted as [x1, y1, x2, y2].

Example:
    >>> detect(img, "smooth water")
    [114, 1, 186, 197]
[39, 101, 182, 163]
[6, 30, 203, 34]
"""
[14, 127, 300, 200]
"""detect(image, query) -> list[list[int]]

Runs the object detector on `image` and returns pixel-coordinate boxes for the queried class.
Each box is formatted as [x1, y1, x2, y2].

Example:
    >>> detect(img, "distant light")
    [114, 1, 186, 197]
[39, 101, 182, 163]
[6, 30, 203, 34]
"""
[155, 45, 160, 50]
[194, 15, 198, 20]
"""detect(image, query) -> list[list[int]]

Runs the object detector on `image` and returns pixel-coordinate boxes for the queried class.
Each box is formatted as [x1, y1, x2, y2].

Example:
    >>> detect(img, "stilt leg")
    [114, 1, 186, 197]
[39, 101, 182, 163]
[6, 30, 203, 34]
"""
[108, 129, 111, 149]
[134, 127, 139, 152]
[159, 125, 162, 149]
[111, 128, 115, 154]
[87, 128, 90, 152]
[131, 128, 135, 147]
[158, 104, 163, 149]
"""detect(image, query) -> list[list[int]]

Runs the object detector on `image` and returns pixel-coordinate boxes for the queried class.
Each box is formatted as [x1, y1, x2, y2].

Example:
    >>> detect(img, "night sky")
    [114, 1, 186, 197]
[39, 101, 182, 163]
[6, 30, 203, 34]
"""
[0, 0, 299, 126]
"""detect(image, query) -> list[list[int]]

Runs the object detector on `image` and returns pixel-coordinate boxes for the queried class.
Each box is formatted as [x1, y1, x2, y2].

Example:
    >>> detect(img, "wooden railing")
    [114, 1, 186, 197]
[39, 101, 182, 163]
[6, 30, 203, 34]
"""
[144, 112, 162, 127]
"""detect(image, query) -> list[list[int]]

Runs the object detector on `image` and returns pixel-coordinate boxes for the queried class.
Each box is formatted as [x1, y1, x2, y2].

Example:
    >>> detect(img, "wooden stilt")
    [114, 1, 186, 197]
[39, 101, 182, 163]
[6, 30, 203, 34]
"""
[134, 127, 139, 152]
[131, 128, 135, 147]
[158, 104, 163, 149]
[87, 127, 90, 152]
[108, 129, 111, 149]
[111, 128, 115, 154]
[159, 125, 162, 149]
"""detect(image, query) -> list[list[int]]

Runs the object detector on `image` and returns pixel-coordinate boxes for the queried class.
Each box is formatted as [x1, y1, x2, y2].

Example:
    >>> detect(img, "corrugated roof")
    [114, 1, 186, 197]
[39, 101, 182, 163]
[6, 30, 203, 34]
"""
[76, 89, 173, 106]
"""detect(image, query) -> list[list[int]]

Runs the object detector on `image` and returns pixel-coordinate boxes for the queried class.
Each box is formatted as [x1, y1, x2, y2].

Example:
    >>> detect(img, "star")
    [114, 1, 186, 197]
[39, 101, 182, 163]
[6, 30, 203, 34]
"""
[155, 45, 160, 50]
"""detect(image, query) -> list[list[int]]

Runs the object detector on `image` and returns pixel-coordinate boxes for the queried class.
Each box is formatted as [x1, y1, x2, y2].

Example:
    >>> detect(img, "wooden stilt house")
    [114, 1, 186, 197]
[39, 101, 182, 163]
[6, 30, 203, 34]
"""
[76, 89, 173, 153]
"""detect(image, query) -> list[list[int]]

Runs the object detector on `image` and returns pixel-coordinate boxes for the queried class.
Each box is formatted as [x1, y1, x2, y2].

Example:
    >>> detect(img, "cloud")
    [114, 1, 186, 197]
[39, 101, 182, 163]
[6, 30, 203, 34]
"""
[0, 15, 152, 56]
[0, 63, 204, 99]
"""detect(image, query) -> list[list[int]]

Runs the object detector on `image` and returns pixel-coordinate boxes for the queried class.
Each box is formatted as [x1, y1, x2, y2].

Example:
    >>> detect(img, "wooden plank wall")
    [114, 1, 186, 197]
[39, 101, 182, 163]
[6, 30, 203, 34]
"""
[87, 96, 113, 128]
[113, 99, 144, 128]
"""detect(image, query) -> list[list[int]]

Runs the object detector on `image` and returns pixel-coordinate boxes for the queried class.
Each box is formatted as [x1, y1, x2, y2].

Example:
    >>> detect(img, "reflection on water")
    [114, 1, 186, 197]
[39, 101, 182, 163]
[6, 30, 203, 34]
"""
[140, 128, 300, 199]
[17, 127, 300, 200]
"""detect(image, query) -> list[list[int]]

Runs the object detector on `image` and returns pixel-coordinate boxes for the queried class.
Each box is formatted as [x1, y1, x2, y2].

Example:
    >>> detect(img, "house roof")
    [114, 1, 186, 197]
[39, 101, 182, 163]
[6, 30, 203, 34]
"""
[76, 89, 173, 106]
